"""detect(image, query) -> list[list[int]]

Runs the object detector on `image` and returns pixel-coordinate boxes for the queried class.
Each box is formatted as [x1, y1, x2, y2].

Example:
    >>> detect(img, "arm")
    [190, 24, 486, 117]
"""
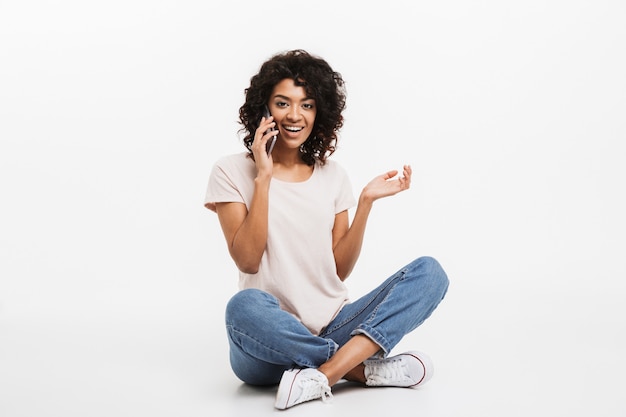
[215, 115, 276, 274]
[215, 175, 271, 274]
[332, 165, 412, 281]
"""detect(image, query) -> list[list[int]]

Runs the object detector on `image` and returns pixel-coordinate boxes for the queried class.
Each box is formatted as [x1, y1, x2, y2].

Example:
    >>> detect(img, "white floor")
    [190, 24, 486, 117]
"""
[2, 286, 624, 417]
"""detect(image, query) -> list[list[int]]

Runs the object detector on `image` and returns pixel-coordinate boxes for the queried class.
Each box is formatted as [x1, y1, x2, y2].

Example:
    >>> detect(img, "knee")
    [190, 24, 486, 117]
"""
[413, 256, 449, 298]
[225, 288, 278, 324]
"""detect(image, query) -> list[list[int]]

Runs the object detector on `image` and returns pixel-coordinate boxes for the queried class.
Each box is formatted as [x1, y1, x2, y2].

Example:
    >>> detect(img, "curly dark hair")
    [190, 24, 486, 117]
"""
[238, 49, 347, 165]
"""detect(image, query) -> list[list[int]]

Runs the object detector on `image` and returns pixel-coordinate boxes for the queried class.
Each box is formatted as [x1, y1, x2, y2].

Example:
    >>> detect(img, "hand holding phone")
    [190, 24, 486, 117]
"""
[262, 105, 277, 155]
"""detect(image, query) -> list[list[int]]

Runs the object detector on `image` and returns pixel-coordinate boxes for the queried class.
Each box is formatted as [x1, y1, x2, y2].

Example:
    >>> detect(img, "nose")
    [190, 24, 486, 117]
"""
[286, 106, 301, 121]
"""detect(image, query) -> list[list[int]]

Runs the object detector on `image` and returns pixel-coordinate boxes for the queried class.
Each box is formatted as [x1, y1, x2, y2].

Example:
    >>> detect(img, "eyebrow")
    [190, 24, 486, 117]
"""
[273, 94, 315, 102]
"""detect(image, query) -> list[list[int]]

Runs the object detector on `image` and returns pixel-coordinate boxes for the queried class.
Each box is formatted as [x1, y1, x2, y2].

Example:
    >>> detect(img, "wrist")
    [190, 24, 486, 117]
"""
[255, 173, 272, 188]
[358, 191, 375, 207]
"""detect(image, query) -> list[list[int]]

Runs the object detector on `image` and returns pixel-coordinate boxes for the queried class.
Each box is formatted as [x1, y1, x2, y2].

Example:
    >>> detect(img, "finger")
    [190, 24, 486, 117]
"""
[383, 170, 399, 180]
[397, 166, 411, 190]
[253, 121, 276, 150]
[402, 165, 411, 182]
[256, 115, 274, 132]
[404, 164, 412, 177]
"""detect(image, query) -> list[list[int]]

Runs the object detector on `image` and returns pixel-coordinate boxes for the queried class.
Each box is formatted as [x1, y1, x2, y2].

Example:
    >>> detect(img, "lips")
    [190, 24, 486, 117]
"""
[283, 126, 303, 133]
[280, 125, 305, 140]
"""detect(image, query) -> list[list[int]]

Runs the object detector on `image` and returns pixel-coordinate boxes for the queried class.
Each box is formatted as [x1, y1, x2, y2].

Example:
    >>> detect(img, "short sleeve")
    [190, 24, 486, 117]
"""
[204, 154, 248, 212]
[332, 162, 356, 214]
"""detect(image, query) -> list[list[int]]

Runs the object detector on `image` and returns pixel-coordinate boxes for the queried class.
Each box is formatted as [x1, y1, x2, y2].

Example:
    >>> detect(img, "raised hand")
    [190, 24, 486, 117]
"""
[251, 115, 276, 176]
[361, 165, 412, 203]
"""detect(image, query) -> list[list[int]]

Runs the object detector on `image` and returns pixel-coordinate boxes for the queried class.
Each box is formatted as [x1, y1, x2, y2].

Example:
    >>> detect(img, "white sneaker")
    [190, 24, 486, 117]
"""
[274, 368, 333, 410]
[364, 351, 434, 388]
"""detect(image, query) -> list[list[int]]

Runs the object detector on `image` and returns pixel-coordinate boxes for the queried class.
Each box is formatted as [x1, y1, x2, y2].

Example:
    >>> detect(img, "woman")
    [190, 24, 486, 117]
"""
[204, 49, 449, 410]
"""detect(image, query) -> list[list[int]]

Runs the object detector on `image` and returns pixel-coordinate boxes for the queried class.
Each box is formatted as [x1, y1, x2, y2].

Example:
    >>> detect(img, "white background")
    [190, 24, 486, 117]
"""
[1, 1, 625, 416]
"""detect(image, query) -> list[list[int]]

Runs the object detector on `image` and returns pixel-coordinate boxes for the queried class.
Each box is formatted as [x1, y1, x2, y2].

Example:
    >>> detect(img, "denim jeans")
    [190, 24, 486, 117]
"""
[224, 256, 449, 385]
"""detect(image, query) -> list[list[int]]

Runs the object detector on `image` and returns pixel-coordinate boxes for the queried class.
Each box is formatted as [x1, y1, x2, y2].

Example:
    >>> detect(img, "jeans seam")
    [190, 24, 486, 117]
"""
[365, 269, 406, 328]
[320, 268, 407, 337]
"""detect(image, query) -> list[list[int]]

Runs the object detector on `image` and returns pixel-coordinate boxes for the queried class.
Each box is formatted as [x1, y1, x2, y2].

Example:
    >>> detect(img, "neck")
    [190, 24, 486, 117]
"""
[271, 148, 305, 167]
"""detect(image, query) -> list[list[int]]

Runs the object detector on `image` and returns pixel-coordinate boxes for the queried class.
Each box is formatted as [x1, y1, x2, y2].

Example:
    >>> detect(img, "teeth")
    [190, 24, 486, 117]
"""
[284, 126, 303, 132]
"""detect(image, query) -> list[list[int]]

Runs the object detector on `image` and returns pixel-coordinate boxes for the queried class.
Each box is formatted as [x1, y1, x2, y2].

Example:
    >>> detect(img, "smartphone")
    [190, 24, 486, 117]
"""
[262, 105, 277, 155]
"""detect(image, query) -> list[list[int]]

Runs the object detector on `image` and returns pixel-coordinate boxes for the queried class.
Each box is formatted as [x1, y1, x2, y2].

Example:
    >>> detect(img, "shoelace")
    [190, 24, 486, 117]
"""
[298, 375, 333, 404]
[367, 358, 410, 384]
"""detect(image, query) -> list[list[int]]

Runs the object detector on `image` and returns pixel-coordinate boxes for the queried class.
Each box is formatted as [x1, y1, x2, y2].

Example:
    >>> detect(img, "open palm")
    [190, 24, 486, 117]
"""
[362, 165, 412, 201]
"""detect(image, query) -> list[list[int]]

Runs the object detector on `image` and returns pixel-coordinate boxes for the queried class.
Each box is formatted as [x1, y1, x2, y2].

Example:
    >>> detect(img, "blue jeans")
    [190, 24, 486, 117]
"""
[225, 256, 449, 385]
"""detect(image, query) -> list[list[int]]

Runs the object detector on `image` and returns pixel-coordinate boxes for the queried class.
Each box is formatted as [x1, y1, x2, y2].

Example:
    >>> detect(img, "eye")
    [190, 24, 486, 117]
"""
[276, 101, 288, 108]
[302, 103, 315, 110]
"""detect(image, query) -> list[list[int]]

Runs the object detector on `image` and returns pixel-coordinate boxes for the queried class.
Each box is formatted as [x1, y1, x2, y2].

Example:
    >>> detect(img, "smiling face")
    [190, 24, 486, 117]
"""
[267, 78, 317, 151]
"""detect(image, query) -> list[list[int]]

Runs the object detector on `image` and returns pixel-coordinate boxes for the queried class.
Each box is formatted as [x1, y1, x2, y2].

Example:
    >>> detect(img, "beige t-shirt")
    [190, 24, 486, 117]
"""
[205, 152, 356, 335]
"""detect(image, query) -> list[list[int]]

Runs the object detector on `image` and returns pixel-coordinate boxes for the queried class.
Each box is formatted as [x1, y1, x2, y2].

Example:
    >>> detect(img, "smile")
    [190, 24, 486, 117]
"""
[283, 126, 303, 132]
